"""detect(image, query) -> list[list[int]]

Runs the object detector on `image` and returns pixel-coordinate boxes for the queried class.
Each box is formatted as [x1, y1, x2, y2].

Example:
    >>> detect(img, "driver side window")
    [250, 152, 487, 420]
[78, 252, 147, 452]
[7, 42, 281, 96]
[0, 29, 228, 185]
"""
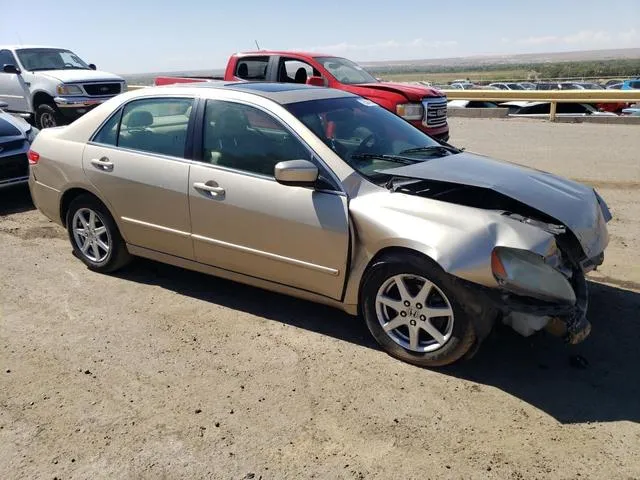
[202, 100, 310, 176]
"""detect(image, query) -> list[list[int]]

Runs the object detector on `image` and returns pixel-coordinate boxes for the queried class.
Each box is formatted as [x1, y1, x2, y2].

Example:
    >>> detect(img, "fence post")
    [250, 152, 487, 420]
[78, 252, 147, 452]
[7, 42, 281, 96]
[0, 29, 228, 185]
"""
[549, 101, 557, 122]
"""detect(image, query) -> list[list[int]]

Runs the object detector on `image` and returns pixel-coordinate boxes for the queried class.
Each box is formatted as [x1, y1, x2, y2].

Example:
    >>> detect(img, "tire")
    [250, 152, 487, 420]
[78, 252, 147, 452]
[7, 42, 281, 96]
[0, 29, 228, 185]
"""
[66, 195, 131, 273]
[361, 252, 477, 368]
[35, 103, 64, 129]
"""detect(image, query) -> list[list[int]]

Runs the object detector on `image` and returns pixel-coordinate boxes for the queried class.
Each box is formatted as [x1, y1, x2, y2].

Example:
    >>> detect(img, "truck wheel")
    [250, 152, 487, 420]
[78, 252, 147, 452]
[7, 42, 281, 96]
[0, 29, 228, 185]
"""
[361, 252, 477, 368]
[35, 103, 64, 129]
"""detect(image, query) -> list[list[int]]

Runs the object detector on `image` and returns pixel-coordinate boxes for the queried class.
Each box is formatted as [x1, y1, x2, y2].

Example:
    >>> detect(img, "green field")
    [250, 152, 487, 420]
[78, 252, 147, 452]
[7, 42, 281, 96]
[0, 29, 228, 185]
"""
[377, 69, 534, 84]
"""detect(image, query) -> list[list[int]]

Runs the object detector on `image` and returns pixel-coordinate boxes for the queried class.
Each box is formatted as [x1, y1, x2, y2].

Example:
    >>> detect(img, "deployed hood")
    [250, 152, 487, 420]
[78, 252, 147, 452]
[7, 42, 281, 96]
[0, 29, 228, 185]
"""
[35, 69, 124, 83]
[346, 82, 445, 101]
[382, 151, 609, 259]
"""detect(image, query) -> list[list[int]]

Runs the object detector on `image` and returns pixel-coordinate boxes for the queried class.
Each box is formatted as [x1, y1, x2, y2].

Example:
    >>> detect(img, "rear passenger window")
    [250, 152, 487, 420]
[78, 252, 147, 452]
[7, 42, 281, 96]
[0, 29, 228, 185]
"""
[117, 98, 193, 158]
[234, 56, 269, 80]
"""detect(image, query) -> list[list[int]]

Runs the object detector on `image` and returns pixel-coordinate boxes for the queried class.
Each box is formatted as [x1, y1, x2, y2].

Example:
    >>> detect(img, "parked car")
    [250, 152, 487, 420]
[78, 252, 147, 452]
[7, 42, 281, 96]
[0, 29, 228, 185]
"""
[606, 82, 623, 90]
[0, 101, 38, 189]
[0, 45, 126, 129]
[449, 81, 475, 90]
[501, 101, 618, 117]
[488, 82, 526, 90]
[621, 78, 640, 90]
[572, 82, 604, 90]
[621, 106, 640, 116]
[155, 51, 450, 141]
[28, 83, 611, 367]
[447, 100, 499, 108]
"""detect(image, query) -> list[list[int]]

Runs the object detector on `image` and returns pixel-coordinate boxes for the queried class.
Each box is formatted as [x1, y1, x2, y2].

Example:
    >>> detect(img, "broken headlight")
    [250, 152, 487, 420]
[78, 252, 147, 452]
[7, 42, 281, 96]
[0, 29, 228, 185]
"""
[491, 247, 576, 304]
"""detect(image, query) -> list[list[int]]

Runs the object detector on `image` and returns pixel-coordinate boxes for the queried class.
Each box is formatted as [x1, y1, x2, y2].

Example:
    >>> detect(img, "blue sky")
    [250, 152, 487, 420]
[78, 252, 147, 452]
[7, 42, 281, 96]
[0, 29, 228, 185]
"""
[2, 0, 639, 73]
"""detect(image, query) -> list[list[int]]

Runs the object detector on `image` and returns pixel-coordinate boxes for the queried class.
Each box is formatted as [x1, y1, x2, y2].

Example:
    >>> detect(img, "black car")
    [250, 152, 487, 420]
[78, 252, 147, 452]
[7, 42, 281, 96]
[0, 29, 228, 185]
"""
[0, 101, 38, 189]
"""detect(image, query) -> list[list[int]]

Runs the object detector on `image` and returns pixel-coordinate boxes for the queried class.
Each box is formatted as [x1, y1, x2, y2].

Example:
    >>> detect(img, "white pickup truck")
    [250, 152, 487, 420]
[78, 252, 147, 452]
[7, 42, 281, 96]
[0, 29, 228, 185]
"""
[0, 45, 126, 128]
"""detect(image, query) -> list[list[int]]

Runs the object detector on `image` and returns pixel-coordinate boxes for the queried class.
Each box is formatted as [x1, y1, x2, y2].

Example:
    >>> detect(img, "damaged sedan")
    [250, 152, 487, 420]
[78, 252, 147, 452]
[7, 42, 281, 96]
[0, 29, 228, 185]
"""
[28, 83, 611, 367]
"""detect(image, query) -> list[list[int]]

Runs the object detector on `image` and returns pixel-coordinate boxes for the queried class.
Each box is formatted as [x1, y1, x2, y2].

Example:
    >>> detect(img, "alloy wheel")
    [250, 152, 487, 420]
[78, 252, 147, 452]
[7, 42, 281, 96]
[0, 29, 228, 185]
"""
[375, 274, 455, 352]
[71, 208, 111, 263]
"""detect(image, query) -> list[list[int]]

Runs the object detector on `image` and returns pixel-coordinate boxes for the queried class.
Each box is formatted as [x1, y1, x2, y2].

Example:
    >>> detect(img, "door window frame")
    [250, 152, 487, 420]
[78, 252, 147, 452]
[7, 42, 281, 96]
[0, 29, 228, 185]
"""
[192, 98, 345, 195]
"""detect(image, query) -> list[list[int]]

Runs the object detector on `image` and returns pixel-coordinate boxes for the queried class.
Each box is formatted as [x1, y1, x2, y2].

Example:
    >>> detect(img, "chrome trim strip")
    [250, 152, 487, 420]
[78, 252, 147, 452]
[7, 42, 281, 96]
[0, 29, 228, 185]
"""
[121, 216, 191, 237]
[192, 233, 339, 276]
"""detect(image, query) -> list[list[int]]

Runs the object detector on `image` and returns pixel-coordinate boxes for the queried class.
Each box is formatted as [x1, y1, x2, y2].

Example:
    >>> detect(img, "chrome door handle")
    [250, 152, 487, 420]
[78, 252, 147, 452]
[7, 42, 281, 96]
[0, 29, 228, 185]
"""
[90, 157, 114, 171]
[193, 182, 225, 196]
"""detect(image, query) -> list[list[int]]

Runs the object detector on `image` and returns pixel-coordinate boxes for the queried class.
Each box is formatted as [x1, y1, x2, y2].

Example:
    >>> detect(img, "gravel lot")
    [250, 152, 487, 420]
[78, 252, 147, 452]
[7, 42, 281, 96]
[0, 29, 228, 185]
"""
[1, 118, 639, 479]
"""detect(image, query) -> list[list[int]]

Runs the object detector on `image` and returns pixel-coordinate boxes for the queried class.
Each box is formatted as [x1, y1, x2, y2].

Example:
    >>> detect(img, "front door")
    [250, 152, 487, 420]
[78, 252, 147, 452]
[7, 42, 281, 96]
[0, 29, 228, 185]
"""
[0, 50, 30, 113]
[188, 99, 349, 299]
[83, 96, 195, 259]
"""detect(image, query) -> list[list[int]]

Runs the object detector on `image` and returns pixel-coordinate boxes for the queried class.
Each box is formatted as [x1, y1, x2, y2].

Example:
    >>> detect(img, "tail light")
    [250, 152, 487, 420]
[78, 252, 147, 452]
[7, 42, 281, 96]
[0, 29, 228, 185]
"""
[27, 150, 40, 165]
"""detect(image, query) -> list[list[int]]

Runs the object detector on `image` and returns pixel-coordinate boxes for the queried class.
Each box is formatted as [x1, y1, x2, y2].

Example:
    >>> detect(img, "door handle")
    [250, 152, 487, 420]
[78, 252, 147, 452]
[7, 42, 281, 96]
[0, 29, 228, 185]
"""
[90, 157, 114, 171]
[193, 182, 225, 196]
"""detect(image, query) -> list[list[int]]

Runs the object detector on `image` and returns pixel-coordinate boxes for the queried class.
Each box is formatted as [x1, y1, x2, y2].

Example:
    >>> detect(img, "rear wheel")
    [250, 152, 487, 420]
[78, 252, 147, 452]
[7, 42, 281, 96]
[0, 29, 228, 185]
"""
[361, 252, 477, 367]
[66, 195, 131, 273]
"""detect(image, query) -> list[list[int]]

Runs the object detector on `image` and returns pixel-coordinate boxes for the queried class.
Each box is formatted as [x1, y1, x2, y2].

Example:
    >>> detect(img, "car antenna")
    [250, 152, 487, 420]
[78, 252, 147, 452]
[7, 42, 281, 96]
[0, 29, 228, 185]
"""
[254, 40, 261, 50]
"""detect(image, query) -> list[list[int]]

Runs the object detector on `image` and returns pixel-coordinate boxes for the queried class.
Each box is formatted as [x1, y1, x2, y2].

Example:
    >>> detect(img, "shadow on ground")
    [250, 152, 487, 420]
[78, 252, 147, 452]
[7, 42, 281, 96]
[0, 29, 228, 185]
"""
[0, 185, 34, 215]
[117, 258, 639, 425]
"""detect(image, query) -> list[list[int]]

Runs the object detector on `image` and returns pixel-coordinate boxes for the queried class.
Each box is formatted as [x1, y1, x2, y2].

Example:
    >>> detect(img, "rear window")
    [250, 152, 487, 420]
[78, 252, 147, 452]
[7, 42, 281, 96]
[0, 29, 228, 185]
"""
[234, 56, 269, 80]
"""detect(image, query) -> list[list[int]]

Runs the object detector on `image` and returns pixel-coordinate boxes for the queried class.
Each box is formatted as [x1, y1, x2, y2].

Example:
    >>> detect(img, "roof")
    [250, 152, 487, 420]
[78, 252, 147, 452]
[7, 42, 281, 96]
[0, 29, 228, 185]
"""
[1, 45, 68, 50]
[158, 81, 354, 104]
[233, 50, 338, 59]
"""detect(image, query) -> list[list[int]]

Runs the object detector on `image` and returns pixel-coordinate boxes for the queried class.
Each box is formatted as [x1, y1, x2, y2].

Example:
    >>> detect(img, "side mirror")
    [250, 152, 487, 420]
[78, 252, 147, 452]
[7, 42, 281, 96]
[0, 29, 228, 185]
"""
[0, 101, 8, 109]
[274, 160, 319, 187]
[3, 64, 21, 74]
[89, 63, 97, 70]
[306, 76, 327, 87]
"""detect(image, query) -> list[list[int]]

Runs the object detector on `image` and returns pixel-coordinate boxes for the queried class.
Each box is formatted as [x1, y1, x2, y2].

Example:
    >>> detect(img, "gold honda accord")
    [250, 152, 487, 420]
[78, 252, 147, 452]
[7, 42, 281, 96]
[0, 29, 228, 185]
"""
[28, 82, 611, 367]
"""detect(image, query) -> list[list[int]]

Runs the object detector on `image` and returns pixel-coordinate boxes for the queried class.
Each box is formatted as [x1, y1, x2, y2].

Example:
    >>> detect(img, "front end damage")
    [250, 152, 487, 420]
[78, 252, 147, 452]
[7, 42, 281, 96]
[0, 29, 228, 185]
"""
[378, 166, 612, 346]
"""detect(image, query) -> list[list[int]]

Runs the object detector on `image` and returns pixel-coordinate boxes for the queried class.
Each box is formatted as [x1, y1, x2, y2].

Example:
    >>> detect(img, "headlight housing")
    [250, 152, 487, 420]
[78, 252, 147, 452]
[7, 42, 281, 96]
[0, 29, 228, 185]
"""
[491, 247, 576, 304]
[56, 84, 84, 96]
[396, 103, 424, 121]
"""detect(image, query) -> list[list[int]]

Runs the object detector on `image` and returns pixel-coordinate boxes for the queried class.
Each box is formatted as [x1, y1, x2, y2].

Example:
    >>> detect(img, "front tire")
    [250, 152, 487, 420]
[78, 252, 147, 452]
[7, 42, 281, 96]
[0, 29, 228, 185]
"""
[361, 252, 477, 367]
[35, 103, 64, 129]
[66, 195, 131, 273]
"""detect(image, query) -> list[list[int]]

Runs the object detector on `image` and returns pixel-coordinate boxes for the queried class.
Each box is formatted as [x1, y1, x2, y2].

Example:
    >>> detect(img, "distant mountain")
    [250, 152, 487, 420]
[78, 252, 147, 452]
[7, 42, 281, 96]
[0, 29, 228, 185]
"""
[358, 48, 640, 69]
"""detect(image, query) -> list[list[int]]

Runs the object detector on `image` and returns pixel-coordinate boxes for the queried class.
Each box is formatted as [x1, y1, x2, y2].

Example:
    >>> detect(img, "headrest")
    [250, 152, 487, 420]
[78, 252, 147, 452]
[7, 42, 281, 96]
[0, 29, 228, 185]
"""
[125, 110, 153, 129]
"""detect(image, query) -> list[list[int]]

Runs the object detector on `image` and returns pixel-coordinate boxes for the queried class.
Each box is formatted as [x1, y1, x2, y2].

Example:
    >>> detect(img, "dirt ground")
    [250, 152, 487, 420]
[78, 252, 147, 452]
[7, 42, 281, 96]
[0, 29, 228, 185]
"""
[1, 118, 639, 480]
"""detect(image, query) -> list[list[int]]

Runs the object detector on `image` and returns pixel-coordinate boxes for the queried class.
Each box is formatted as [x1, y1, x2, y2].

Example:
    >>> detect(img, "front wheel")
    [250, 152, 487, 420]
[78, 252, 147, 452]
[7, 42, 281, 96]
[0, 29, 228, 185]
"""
[361, 252, 477, 367]
[35, 103, 64, 129]
[66, 195, 132, 273]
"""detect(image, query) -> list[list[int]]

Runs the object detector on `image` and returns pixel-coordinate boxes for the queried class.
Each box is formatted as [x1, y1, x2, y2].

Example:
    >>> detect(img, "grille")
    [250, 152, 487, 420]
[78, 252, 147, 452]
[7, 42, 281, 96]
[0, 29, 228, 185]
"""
[0, 153, 28, 182]
[83, 83, 122, 96]
[423, 98, 448, 127]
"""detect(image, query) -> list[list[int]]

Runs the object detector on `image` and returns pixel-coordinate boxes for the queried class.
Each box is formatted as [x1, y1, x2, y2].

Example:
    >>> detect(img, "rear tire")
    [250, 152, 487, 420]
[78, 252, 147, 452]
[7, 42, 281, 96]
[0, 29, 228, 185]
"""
[361, 252, 477, 367]
[66, 195, 131, 273]
[35, 103, 64, 129]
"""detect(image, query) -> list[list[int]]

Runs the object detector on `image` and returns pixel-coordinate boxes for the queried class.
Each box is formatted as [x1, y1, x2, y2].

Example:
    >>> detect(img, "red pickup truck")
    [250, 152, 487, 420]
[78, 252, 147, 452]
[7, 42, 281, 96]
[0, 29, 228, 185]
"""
[155, 51, 449, 141]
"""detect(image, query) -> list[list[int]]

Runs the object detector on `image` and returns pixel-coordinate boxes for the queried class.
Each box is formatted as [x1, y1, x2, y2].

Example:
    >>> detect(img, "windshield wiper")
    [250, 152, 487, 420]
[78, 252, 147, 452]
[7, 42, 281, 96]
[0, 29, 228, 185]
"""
[350, 153, 420, 165]
[398, 144, 461, 156]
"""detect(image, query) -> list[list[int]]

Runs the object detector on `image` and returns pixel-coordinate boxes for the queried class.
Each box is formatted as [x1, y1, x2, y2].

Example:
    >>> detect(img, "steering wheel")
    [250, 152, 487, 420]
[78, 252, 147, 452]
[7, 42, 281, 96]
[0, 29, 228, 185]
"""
[356, 133, 377, 152]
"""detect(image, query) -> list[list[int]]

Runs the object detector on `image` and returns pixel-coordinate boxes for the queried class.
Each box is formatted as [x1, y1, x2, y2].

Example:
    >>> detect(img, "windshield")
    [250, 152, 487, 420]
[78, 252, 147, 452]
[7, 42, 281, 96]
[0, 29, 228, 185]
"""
[16, 48, 90, 71]
[507, 83, 525, 90]
[285, 97, 455, 181]
[315, 57, 378, 85]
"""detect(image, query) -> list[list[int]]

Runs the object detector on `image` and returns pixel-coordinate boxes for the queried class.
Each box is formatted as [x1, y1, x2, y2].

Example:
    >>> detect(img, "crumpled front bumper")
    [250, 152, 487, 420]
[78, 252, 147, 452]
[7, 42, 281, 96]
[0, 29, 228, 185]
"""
[468, 262, 593, 344]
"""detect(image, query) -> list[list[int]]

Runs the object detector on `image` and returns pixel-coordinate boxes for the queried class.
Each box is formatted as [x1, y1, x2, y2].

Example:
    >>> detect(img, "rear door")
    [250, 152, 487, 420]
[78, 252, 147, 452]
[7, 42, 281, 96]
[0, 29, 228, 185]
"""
[188, 99, 350, 299]
[0, 50, 30, 113]
[83, 96, 195, 258]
